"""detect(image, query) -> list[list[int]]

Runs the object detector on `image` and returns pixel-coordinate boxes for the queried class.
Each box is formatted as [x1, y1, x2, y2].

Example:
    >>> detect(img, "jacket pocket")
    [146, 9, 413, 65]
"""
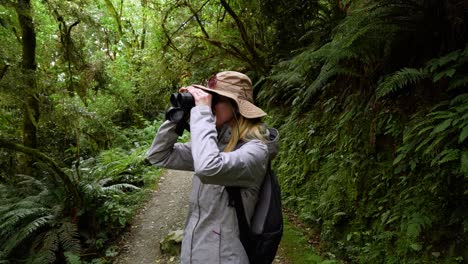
[191, 223, 221, 263]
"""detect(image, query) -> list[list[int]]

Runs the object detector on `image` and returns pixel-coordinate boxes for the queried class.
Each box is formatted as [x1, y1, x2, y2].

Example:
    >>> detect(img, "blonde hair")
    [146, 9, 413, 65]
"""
[224, 115, 268, 152]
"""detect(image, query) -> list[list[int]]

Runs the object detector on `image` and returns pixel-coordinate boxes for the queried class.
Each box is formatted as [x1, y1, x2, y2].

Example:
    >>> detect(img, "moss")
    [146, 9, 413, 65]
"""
[279, 217, 339, 264]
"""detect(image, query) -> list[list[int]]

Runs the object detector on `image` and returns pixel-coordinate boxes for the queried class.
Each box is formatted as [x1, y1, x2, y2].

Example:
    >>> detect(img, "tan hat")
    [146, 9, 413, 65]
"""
[193, 71, 267, 119]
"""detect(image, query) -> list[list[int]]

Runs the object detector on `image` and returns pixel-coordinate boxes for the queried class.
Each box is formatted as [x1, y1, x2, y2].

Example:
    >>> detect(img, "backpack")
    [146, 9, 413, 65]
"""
[226, 162, 283, 264]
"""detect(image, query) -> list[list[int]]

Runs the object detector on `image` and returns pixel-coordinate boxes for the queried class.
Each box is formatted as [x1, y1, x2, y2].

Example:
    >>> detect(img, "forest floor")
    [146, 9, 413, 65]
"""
[113, 169, 291, 264]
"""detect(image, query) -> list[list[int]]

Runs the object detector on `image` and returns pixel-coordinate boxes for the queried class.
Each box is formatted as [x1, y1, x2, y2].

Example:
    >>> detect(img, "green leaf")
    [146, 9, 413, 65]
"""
[433, 68, 456, 82]
[449, 76, 468, 90]
[433, 72, 445, 82]
[432, 119, 452, 134]
[393, 153, 406, 165]
[407, 223, 422, 238]
[410, 243, 422, 251]
[446, 68, 456, 77]
[437, 149, 459, 165]
[461, 152, 468, 177]
[459, 125, 468, 143]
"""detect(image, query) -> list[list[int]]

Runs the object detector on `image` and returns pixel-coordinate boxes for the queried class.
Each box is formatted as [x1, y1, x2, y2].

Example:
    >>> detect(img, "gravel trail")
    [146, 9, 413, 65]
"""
[115, 169, 192, 264]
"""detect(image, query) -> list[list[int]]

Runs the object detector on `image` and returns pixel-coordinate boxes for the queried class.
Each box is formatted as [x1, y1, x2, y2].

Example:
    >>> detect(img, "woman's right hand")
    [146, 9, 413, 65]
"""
[179, 86, 213, 107]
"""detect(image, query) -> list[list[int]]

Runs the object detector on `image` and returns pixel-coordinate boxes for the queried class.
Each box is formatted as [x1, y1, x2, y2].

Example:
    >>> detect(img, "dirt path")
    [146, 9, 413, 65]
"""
[115, 169, 192, 264]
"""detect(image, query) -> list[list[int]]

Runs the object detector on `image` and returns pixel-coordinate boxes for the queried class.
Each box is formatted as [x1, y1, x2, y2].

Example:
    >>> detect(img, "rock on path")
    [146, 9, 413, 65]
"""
[115, 169, 192, 264]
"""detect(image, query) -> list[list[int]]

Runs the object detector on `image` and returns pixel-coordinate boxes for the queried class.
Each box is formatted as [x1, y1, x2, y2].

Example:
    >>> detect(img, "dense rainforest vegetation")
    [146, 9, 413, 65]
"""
[0, 0, 466, 263]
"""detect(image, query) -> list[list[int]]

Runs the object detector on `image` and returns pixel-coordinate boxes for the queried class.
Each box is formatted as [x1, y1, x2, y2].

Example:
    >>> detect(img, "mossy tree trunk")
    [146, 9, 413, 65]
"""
[16, 0, 39, 174]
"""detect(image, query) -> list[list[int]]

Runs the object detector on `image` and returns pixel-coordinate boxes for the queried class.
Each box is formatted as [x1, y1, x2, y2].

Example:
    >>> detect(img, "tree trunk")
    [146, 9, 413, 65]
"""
[140, 0, 147, 49]
[16, 0, 39, 174]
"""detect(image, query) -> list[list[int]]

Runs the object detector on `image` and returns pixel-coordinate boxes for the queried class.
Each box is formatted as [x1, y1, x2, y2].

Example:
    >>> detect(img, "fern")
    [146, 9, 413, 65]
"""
[460, 125, 468, 144]
[376, 44, 468, 99]
[102, 183, 140, 192]
[265, 1, 467, 262]
[376, 68, 428, 98]
[394, 92, 468, 170]
[64, 252, 82, 264]
[1, 215, 54, 257]
[0, 172, 82, 262]
[58, 221, 81, 254]
[0, 208, 50, 238]
[263, 0, 426, 108]
[30, 230, 59, 264]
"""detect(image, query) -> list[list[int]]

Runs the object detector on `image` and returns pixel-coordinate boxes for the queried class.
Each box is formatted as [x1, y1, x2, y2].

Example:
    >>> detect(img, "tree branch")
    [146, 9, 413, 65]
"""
[103, 0, 131, 47]
[103, 0, 123, 37]
[184, 35, 257, 69]
[163, 0, 210, 52]
[161, 4, 184, 55]
[219, 0, 265, 71]
[184, 0, 210, 38]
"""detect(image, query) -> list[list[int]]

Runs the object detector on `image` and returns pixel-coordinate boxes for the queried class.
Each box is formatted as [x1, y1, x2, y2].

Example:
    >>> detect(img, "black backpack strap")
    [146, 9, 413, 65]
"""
[226, 161, 272, 263]
[225, 186, 253, 257]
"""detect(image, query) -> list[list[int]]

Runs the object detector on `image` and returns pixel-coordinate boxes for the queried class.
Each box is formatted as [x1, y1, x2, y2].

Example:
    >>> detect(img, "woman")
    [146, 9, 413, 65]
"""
[147, 71, 278, 263]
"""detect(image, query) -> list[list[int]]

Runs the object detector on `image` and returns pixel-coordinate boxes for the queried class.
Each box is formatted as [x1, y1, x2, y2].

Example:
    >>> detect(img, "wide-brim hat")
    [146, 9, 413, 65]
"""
[193, 71, 267, 119]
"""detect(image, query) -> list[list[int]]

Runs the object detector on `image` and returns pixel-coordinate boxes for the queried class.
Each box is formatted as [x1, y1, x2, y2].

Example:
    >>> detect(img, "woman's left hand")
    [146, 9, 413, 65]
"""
[179, 86, 212, 106]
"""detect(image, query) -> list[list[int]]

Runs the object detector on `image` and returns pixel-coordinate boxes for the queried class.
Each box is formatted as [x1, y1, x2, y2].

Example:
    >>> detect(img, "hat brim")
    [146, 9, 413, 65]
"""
[192, 84, 267, 119]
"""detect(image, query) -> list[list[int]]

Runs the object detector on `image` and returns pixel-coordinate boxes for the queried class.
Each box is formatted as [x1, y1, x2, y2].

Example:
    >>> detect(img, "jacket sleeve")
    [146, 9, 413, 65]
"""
[146, 120, 194, 171]
[190, 105, 268, 188]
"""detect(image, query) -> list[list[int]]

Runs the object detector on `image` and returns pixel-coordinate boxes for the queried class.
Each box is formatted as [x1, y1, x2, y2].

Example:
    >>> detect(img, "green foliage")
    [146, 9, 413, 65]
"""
[376, 68, 428, 98]
[0, 175, 81, 263]
[263, 1, 468, 263]
[377, 45, 468, 98]
[1, 0, 467, 262]
[73, 141, 162, 250]
[0, 118, 162, 262]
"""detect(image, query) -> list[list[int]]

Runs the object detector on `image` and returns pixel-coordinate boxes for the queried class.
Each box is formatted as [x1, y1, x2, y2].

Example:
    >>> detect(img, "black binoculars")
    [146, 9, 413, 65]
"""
[165, 92, 195, 135]
[166, 92, 195, 123]
[165, 91, 221, 135]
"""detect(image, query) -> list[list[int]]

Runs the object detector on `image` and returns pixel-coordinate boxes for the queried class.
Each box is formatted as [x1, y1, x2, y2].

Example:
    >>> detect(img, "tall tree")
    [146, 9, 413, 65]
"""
[16, 0, 39, 173]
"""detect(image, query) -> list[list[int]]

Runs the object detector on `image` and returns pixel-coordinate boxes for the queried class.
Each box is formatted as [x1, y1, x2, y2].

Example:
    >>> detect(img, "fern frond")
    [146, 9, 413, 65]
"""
[450, 93, 468, 106]
[30, 230, 59, 264]
[461, 152, 468, 176]
[58, 221, 81, 253]
[64, 251, 82, 264]
[13, 198, 46, 209]
[1, 215, 54, 257]
[426, 49, 462, 73]
[303, 64, 360, 105]
[376, 68, 428, 98]
[449, 77, 468, 91]
[0, 208, 50, 239]
[16, 174, 47, 191]
[102, 183, 140, 193]
[78, 182, 101, 199]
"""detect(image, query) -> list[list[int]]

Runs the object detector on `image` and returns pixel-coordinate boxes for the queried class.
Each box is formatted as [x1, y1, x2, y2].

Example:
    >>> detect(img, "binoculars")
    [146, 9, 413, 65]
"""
[165, 92, 195, 135]
[166, 92, 195, 122]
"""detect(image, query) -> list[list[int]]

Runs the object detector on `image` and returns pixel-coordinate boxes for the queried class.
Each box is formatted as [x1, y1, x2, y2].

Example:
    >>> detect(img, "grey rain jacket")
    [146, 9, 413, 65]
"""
[147, 105, 279, 264]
